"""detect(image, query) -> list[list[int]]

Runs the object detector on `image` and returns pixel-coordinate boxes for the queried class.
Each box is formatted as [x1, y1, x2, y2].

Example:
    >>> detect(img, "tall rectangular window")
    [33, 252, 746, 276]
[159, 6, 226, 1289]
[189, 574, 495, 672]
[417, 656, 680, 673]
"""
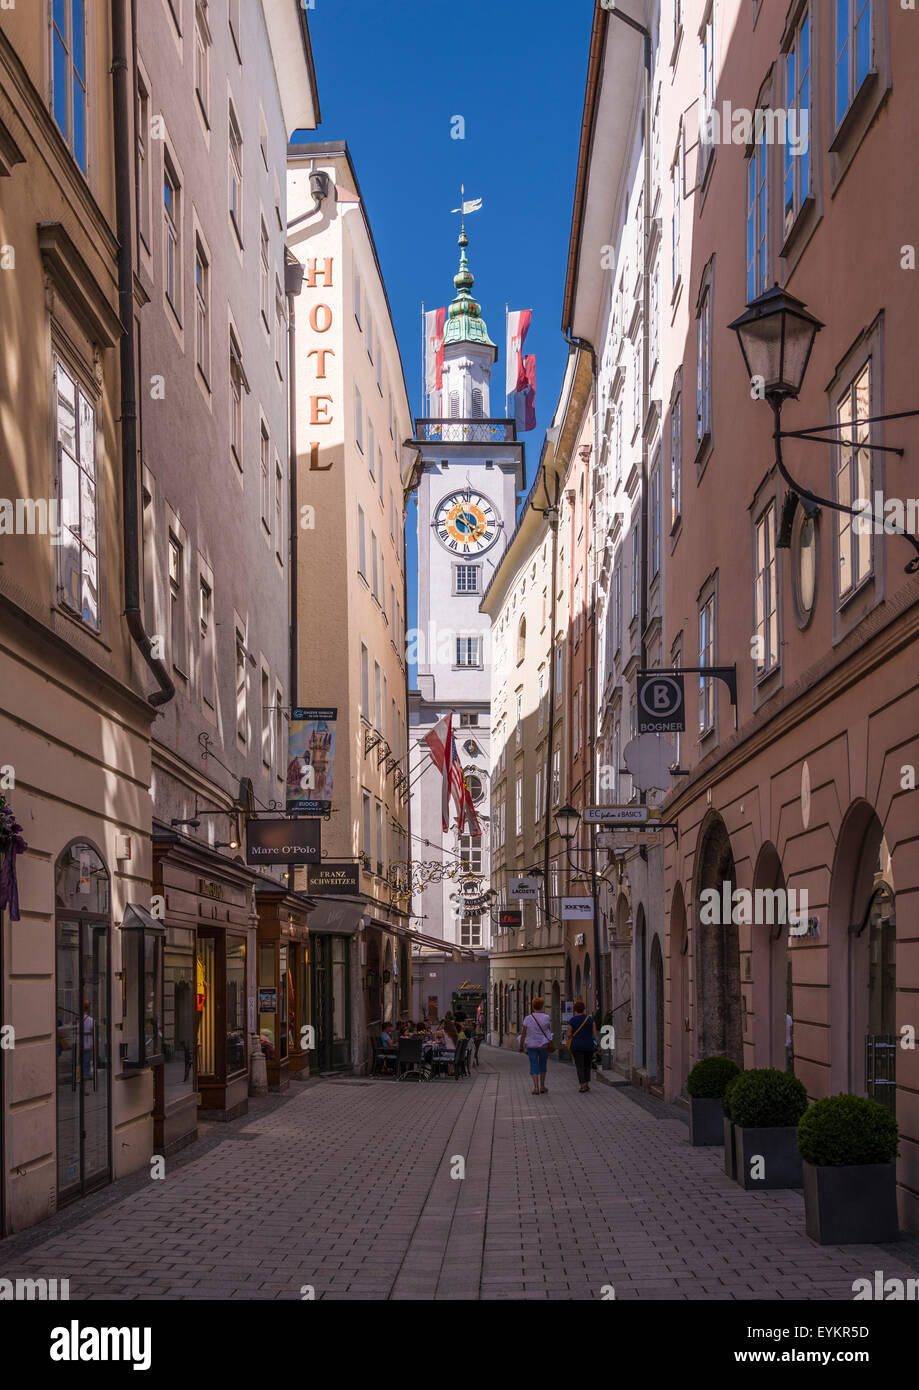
[260, 219, 271, 326]
[697, 284, 712, 444]
[614, 565, 622, 652]
[136, 74, 151, 248]
[360, 642, 369, 718]
[229, 103, 243, 242]
[670, 380, 682, 528]
[630, 526, 639, 619]
[229, 332, 244, 469]
[699, 591, 716, 735]
[235, 629, 247, 741]
[753, 504, 778, 673]
[670, 140, 682, 290]
[260, 423, 270, 533]
[354, 386, 363, 453]
[375, 801, 384, 876]
[52, 0, 87, 172]
[199, 577, 215, 708]
[357, 504, 367, 577]
[784, 8, 811, 237]
[835, 0, 872, 129]
[374, 661, 382, 732]
[515, 775, 523, 837]
[650, 460, 661, 577]
[261, 668, 271, 767]
[362, 791, 372, 862]
[368, 420, 375, 480]
[194, 0, 210, 124]
[700, 4, 716, 156]
[54, 360, 99, 628]
[353, 273, 362, 328]
[515, 692, 523, 745]
[836, 361, 872, 599]
[378, 447, 384, 506]
[746, 125, 769, 303]
[164, 158, 180, 315]
[275, 458, 283, 564]
[552, 747, 561, 805]
[275, 280, 285, 379]
[456, 636, 481, 668]
[371, 531, 379, 599]
[168, 533, 186, 674]
[195, 238, 209, 382]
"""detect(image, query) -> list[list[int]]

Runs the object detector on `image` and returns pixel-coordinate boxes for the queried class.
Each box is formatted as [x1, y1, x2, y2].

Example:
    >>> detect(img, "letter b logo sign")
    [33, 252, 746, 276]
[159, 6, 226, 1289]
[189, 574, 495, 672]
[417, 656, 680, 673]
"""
[652, 682, 670, 710]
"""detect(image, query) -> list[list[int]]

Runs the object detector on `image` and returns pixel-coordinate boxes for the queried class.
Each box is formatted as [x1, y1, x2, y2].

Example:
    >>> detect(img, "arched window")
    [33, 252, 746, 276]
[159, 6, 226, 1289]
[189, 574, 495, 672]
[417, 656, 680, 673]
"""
[516, 617, 526, 664]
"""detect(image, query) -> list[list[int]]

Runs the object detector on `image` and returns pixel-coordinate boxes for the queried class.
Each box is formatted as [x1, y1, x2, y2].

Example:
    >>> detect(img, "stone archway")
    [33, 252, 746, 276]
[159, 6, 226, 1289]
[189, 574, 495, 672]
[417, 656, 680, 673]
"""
[828, 801, 895, 1105]
[635, 906, 647, 1069]
[693, 813, 743, 1066]
[670, 882, 690, 1096]
[750, 843, 788, 1071]
[648, 934, 664, 1087]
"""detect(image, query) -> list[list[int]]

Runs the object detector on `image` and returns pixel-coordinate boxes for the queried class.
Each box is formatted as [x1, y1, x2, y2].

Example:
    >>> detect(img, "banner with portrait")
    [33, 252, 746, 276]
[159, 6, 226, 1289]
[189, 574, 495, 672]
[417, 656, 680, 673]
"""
[286, 707, 337, 813]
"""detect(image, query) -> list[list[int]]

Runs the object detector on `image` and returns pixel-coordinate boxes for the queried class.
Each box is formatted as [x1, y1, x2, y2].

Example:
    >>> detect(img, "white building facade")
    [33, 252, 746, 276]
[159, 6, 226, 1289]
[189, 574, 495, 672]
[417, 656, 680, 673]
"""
[409, 230, 524, 1018]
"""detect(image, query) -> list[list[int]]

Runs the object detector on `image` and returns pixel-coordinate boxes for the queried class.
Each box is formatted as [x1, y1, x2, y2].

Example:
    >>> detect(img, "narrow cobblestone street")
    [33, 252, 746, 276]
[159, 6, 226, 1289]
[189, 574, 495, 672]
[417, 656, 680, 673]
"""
[2, 1048, 917, 1302]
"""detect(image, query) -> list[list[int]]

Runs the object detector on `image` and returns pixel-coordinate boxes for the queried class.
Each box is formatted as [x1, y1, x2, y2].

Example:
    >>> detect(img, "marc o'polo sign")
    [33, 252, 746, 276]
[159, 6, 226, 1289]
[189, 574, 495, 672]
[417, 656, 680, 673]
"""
[307, 862, 360, 895]
[246, 817, 320, 866]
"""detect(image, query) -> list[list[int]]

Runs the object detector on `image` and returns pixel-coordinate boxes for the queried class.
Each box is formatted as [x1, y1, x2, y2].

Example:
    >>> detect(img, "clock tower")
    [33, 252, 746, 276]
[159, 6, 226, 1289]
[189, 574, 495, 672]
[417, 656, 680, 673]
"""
[409, 226, 525, 1003]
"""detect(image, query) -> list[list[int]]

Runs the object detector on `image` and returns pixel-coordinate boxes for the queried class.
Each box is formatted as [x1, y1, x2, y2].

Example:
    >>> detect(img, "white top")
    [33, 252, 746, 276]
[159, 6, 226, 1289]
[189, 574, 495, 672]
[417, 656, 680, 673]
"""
[520, 1012, 553, 1048]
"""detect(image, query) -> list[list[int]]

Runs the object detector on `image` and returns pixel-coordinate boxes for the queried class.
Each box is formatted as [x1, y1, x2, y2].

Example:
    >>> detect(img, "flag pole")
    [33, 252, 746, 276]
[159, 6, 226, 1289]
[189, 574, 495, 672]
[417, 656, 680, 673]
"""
[505, 303, 509, 419]
[421, 299, 426, 419]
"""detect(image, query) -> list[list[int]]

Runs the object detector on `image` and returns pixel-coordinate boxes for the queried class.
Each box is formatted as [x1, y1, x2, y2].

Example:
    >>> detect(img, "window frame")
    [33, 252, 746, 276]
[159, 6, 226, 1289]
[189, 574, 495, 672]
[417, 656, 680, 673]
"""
[51, 0, 89, 175]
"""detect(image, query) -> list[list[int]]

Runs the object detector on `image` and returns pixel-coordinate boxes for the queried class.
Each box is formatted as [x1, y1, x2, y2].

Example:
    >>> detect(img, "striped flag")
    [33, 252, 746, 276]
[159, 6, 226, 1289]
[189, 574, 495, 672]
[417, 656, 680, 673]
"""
[425, 307, 446, 399]
[423, 712, 453, 831]
[506, 309, 532, 396]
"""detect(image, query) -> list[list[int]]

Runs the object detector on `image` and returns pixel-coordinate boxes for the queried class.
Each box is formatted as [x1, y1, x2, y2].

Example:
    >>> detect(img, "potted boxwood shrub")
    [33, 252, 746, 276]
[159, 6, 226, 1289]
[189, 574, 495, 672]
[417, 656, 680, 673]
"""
[723, 1075, 741, 1179]
[687, 1056, 741, 1146]
[798, 1094, 899, 1244]
[731, 1068, 808, 1189]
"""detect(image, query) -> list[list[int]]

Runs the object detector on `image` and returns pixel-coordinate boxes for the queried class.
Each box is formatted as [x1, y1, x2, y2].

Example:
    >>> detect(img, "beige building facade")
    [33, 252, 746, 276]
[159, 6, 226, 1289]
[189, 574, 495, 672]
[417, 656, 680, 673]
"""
[0, 0, 319, 1233]
[288, 142, 417, 1072]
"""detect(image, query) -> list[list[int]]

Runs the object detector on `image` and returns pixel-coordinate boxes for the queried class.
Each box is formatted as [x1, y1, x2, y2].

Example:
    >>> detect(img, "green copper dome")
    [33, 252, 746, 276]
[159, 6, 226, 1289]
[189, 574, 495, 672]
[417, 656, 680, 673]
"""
[443, 228, 495, 349]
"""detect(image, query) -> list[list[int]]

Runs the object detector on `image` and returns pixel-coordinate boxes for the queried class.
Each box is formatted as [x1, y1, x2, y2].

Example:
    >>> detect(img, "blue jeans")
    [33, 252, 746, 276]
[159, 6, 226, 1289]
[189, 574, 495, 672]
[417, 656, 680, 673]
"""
[527, 1046, 549, 1076]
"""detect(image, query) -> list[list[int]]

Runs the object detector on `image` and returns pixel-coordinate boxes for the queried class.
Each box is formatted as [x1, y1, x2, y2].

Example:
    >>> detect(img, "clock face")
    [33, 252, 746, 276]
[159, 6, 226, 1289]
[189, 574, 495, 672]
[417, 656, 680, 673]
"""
[434, 490, 499, 555]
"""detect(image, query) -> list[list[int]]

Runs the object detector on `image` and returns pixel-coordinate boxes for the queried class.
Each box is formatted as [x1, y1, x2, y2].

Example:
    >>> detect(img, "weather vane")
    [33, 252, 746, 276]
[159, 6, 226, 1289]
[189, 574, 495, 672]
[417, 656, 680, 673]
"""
[450, 184, 483, 231]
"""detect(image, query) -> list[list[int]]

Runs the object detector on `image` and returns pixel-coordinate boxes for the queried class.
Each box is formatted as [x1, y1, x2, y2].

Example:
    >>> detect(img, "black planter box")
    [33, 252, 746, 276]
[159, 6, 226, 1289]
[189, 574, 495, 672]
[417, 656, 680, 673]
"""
[803, 1161, 899, 1244]
[689, 1096, 725, 1146]
[724, 1116, 736, 1179]
[735, 1124, 803, 1189]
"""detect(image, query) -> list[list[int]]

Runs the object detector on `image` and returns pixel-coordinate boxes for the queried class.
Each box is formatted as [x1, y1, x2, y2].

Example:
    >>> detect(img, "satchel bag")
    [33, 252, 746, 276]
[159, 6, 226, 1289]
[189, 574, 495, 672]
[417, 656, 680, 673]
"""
[531, 1012, 555, 1054]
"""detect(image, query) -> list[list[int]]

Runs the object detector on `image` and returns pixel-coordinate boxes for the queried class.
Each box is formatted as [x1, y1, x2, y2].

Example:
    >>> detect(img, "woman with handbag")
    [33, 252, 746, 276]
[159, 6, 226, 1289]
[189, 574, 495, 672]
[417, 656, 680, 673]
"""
[565, 1000, 600, 1092]
[518, 995, 554, 1095]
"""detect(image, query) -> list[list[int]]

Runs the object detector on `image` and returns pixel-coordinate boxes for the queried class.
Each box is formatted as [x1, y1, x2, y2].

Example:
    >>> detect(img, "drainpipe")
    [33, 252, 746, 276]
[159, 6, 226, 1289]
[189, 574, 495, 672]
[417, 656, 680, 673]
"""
[111, 0, 173, 707]
[562, 332, 602, 1022]
[607, 1, 652, 1064]
[540, 465, 561, 927]
[286, 253, 305, 710]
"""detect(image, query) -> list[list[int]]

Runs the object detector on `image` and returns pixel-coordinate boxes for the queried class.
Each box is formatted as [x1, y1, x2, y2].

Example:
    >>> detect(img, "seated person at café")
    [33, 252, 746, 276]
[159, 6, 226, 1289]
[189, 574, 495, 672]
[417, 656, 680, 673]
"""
[380, 1021, 397, 1051]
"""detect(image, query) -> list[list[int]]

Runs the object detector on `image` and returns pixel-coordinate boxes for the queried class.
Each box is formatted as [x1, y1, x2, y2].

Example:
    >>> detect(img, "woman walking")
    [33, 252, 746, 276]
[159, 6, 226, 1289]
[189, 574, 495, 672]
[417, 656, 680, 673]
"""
[519, 995, 553, 1095]
[565, 1000, 599, 1092]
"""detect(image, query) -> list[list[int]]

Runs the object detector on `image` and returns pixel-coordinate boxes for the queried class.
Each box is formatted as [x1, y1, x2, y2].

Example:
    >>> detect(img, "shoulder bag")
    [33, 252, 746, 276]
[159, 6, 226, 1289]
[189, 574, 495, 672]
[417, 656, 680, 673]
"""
[531, 1012, 555, 1055]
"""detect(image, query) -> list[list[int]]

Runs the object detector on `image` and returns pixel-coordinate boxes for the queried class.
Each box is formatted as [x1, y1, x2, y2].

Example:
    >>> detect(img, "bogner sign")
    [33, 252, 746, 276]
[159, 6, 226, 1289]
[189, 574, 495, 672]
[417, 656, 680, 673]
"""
[636, 673, 685, 734]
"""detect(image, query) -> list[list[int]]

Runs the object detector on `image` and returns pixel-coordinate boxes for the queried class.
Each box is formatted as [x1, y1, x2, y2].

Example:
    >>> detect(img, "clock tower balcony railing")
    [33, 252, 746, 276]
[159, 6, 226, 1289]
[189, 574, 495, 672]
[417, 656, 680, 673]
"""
[414, 417, 518, 445]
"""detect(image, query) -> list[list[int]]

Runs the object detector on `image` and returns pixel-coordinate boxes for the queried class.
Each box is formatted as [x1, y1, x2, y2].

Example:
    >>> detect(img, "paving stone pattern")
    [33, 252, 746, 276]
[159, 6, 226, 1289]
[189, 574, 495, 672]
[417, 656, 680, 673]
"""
[2, 1047, 917, 1300]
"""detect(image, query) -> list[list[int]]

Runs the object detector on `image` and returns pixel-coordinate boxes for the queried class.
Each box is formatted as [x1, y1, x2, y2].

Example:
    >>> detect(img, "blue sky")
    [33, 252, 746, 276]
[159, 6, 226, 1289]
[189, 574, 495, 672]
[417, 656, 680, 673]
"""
[293, 0, 593, 682]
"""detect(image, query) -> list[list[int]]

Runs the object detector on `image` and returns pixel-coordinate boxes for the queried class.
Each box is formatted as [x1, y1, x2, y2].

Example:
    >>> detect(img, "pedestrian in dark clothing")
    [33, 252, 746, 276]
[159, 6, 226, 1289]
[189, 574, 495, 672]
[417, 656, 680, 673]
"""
[566, 1000, 599, 1092]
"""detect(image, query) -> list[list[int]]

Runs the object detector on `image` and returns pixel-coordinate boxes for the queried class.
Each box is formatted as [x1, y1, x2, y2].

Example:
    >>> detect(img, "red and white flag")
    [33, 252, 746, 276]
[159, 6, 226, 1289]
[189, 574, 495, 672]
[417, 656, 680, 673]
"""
[513, 355, 536, 432]
[423, 711, 453, 831]
[506, 309, 532, 397]
[425, 307, 446, 396]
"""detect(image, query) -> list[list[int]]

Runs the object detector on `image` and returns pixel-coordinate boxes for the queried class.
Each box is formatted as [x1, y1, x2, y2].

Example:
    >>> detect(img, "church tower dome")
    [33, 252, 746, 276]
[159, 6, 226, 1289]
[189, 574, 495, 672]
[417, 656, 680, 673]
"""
[440, 223, 497, 420]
